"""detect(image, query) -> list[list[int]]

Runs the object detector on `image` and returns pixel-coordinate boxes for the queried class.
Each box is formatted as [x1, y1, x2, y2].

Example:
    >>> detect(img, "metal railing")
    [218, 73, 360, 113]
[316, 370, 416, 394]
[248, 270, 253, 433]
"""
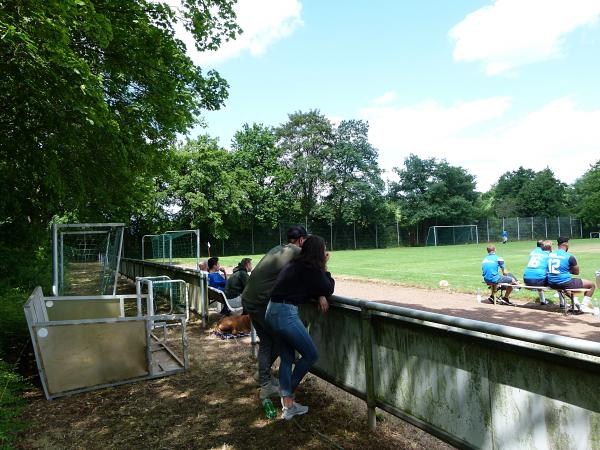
[119, 258, 600, 449]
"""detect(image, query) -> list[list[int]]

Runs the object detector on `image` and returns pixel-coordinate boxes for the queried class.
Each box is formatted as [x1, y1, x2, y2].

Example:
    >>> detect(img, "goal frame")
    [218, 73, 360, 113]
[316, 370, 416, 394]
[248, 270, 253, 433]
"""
[142, 229, 200, 266]
[590, 231, 600, 239]
[427, 225, 479, 246]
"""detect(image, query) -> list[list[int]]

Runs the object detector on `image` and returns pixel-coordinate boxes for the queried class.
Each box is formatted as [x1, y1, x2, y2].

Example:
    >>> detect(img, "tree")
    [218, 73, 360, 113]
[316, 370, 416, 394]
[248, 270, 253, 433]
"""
[490, 167, 536, 217]
[321, 120, 384, 224]
[0, 0, 240, 240]
[516, 168, 569, 217]
[230, 123, 293, 226]
[389, 154, 478, 227]
[275, 110, 334, 221]
[573, 160, 600, 229]
[166, 136, 247, 239]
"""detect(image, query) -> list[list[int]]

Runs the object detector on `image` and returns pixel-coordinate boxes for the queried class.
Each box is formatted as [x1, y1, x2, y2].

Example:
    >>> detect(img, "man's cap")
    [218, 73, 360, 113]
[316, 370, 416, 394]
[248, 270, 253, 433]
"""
[557, 236, 570, 245]
[287, 225, 308, 240]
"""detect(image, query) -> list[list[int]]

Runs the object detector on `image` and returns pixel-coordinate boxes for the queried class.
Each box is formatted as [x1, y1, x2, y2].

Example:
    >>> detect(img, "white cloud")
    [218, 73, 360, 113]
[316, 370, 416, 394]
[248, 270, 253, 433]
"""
[174, 0, 303, 66]
[360, 96, 600, 190]
[372, 91, 398, 105]
[450, 0, 600, 75]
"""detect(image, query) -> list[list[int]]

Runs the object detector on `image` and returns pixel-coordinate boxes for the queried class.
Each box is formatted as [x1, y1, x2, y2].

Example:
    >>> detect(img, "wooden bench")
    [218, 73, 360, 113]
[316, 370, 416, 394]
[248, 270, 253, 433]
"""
[495, 283, 588, 315]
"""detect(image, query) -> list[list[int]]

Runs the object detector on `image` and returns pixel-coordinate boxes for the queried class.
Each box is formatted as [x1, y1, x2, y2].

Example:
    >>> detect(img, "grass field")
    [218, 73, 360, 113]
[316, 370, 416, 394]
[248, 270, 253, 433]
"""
[185, 239, 600, 300]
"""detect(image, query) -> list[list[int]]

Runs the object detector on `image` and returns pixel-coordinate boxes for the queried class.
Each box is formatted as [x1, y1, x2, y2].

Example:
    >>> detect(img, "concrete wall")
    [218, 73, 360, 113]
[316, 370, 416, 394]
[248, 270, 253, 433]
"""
[301, 300, 600, 450]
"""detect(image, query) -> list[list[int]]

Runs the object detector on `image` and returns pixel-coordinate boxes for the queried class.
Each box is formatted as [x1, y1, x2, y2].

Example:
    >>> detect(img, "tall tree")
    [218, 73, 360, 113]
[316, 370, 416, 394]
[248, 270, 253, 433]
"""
[389, 154, 478, 227]
[0, 0, 240, 240]
[321, 120, 384, 224]
[516, 168, 569, 217]
[573, 160, 600, 229]
[490, 167, 536, 217]
[166, 136, 246, 239]
[230, 123, 293, 226]
[275, 110, 334, 221]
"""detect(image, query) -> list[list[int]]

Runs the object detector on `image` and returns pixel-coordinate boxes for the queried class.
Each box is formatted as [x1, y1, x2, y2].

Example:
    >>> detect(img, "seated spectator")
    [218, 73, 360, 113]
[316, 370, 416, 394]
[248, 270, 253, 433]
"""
[547, 236, 595, 313]
[523, 240, 552, 305]
[207, 257, 227, 290]
[224, 258, 252, 301]
[482, 245, 518, 305]
[198, 259, 208, 272]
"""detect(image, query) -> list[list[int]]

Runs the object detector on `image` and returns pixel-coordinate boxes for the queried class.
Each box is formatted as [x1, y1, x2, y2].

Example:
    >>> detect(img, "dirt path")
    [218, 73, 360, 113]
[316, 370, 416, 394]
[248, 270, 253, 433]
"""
[17, 317, 450, 450]
[334, 277, 600, 343]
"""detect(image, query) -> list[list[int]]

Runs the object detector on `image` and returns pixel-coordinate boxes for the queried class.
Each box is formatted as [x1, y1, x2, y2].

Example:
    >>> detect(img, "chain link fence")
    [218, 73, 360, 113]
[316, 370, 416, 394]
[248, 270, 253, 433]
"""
[123, 216, 584, 258]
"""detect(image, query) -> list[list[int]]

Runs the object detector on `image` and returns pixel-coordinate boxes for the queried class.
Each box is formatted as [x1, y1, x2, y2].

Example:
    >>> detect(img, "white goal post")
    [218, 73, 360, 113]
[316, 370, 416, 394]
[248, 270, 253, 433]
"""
[426, 225, 479, 246]
[591, 232, 600, 239]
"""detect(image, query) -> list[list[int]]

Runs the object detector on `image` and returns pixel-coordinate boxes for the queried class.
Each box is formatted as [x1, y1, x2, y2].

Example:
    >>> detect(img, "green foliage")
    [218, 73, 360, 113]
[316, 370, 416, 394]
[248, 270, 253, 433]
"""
[0, 0, 240, 239]
[275, 110, 334, 219]
[167, 136, 248, 238]
[516, 168, 569, 216]
[231, 123, 293, 226]
[573, 160, 600, 229]
[322, 120, 385, 224]
[0, 359, 30, 448]
[490, 167, 569, 217]
[0, 243, 50, 448]
[389, 154, 478, 227]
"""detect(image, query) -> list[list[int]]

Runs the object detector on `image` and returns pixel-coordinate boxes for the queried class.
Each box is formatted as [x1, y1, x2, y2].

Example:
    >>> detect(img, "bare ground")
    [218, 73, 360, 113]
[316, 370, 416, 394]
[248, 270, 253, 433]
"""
[16, 275, 599, 449]
[16, 313, 451, 450]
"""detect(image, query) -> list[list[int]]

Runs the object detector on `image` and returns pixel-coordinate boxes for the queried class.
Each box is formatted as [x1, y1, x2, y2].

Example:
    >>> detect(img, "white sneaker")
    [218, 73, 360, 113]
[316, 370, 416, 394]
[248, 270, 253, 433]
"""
[259, 382, 280, 399]
[281, 401, 309, 420]
[579, 304, 593, 314]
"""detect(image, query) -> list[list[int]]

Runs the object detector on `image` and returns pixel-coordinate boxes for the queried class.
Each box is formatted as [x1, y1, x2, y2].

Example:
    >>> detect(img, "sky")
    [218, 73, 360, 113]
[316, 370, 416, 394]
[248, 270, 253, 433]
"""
[177, 0, 600, 191]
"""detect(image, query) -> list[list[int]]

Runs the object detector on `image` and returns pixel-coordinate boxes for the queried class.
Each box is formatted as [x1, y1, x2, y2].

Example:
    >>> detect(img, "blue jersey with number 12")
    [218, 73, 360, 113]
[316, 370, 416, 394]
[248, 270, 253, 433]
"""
[547, 249, 577, 285]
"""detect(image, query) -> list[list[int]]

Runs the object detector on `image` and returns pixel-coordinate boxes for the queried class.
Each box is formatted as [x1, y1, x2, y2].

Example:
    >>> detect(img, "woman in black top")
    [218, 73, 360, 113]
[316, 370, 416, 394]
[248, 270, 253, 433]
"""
[265, 235, 335, 420]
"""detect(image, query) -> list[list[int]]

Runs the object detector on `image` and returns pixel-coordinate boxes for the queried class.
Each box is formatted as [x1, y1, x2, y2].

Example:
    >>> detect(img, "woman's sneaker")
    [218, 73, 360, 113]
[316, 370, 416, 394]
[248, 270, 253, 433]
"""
[281, 401, 309, 420]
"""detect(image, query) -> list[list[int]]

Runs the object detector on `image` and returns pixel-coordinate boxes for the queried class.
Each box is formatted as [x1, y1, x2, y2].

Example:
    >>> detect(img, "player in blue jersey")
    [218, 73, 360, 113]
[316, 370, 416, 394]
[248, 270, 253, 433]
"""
[482, 245, 518, 305]
[523, 240, 551, 304]
[501, 230, 508, 244]
[547, 237, 595, 313]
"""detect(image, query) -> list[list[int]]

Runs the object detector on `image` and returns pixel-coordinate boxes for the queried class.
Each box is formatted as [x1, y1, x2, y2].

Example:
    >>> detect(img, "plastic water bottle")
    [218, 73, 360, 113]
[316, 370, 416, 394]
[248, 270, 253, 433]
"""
[262, 397, 277, 419]
[476, 288, 482, 303]
[593, 298, 600, 320]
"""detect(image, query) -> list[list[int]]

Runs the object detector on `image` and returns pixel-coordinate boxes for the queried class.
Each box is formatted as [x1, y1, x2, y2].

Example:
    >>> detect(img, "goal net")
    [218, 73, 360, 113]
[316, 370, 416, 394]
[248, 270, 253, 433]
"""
[52, 223, 124, 296]
[142, 230, 199, 267]
[590, 232, 600, 239]
[426, 225, 479, 246]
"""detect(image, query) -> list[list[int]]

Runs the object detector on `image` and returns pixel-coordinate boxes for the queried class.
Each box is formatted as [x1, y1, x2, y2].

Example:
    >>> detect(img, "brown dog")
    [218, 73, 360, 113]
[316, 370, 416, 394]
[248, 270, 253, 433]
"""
[216, 314, 251, 335]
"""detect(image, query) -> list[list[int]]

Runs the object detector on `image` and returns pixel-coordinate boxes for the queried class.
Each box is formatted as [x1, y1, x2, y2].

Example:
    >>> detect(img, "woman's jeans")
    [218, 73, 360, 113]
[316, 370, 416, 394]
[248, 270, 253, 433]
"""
[265, 301, 318, 398]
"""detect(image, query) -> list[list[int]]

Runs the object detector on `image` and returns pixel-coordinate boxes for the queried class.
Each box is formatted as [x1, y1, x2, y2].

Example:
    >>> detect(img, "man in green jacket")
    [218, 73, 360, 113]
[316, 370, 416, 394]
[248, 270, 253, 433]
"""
[242, 225, 308, 399]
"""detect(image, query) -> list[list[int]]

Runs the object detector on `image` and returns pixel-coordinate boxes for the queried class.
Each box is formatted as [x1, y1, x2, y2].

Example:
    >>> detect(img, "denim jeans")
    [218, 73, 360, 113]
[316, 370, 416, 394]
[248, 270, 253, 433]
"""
[243, 301, 278, 387]
[265, 301, 318, 398]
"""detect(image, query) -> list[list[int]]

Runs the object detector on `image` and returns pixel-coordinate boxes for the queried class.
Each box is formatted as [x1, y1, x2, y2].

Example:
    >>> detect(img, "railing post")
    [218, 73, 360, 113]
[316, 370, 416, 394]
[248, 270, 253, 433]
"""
[361, 303, 377, 431]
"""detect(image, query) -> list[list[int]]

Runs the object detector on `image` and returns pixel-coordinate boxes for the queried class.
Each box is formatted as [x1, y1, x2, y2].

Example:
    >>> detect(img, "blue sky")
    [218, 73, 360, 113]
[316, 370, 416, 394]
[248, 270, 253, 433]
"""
[177, 0, 600, 191]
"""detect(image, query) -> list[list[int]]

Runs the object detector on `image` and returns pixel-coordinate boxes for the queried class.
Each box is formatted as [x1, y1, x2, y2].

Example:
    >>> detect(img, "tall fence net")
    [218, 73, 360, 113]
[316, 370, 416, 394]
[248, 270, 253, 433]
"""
[124, 216, 585, 259]
[55, 224, 124, 295]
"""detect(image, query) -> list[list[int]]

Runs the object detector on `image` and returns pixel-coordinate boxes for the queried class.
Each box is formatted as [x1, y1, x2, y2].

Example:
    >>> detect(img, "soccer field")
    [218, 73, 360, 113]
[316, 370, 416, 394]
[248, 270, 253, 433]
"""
[212, 239, 600, 298]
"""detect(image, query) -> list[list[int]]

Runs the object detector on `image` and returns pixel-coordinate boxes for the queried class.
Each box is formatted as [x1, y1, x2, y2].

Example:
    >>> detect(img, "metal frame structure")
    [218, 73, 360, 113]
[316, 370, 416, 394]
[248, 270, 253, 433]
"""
[135, 276, 190, 323]
[590, 231, 600, 239]
[24, 281, 188, 400]
[427, 224, 479, 246]
[52, 223, 124, 296]
[142, 229, 200, 266]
